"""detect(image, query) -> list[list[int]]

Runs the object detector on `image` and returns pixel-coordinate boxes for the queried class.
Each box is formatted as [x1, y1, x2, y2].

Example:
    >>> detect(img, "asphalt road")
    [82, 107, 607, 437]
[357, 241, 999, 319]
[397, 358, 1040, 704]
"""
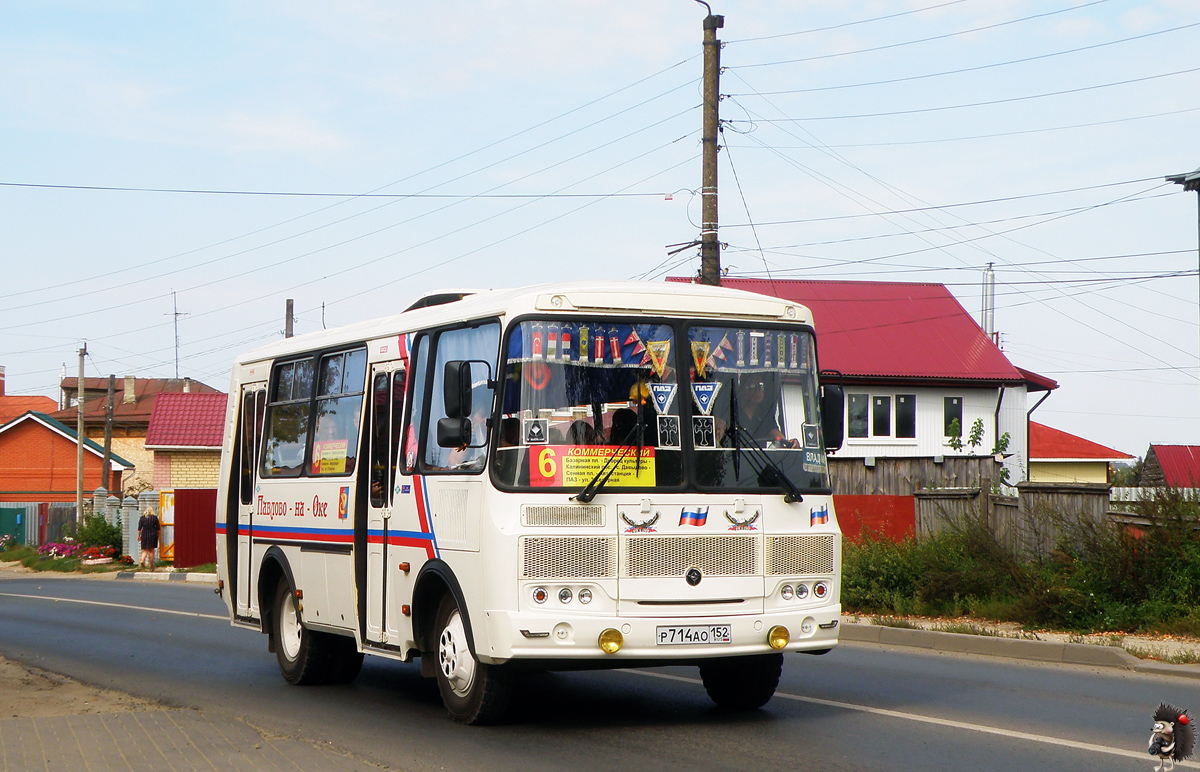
[1, 573, 1198, 772]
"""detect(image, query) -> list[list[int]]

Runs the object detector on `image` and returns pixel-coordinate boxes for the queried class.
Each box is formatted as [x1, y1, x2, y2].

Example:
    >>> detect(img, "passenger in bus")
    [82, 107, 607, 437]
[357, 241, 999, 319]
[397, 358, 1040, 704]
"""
[565, 419, 600, 446]
[609, 407, 650, 446]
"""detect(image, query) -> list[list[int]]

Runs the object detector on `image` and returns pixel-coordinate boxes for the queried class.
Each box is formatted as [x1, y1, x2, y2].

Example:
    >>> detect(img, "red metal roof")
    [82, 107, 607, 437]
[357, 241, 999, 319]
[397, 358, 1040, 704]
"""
[1029, 421, 1133, 461]
[671, 277, 1053, 386]
[144, 392, 228, 448]
[1150, 445, 1200, 487]
[0, 395, 57, 425]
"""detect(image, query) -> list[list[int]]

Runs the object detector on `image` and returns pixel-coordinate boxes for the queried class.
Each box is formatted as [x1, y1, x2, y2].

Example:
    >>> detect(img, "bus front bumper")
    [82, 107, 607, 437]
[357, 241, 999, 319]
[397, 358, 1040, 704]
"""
[478, 604, 841, 664]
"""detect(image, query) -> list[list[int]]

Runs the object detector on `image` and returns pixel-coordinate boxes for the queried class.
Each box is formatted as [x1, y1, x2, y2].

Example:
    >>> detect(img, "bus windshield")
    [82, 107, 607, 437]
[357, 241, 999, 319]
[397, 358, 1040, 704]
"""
[493, 318, 829, 494]
[687, 324, 829, 493]
[494, 319, 682, 490]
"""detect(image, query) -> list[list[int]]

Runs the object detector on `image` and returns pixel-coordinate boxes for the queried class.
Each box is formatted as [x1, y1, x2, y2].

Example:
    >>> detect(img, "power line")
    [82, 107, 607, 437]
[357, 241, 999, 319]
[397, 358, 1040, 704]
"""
[744, 66, 1200, 122]
[728, 21, 1200, 95]
[0, 181, 672, 198]
[726, 0, 973, 43]
[722, 106, 1200, 149]
[732, 0, 1111, 68]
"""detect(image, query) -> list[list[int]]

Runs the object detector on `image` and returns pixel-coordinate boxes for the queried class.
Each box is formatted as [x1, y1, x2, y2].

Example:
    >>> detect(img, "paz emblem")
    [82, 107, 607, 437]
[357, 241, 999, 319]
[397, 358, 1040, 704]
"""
[685, 568, 702, 586]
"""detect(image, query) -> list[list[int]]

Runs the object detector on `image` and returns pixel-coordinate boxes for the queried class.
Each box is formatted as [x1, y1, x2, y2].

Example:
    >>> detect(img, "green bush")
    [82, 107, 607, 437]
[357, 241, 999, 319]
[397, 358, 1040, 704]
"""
[75, 514, 123, 555]
[841, 489, 1200, 636]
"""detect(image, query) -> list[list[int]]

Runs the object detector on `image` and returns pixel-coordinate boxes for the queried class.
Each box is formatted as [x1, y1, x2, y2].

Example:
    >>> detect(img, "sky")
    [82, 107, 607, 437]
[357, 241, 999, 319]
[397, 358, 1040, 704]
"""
[1, 0, 1197, 460]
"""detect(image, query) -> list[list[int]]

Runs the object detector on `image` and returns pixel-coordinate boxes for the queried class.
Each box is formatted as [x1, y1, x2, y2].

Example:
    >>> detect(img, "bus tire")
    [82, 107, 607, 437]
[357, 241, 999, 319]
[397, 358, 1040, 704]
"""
[698, 653, 783, 710]
[271, 580, 329, 685]
[324, 635, 364, 684]
[432, 594, 511, 724]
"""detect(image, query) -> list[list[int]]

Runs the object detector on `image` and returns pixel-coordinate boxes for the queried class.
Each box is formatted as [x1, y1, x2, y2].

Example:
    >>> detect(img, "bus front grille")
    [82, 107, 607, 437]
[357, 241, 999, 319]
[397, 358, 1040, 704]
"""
[521, 505, 604, 527]
[521, 536, 617, 579]
[621, 535, 759, 577]
[765, 534, 836, 575]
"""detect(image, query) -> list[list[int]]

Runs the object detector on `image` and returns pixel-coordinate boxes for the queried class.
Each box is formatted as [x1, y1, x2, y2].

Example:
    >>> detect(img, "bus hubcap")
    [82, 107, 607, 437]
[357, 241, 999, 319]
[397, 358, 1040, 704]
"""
[281, 594, 302, 660]
[438, 609, 475, 697]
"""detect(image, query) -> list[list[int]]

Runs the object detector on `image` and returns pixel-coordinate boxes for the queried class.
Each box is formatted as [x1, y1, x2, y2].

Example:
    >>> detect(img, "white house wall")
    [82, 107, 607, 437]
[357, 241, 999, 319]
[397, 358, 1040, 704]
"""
[837, 384, 1029, 483]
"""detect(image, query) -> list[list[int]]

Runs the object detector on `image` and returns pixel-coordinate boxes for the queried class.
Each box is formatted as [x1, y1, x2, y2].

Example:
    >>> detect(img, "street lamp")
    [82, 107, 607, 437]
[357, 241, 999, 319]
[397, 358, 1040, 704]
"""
[1166, 167, 1200, 393]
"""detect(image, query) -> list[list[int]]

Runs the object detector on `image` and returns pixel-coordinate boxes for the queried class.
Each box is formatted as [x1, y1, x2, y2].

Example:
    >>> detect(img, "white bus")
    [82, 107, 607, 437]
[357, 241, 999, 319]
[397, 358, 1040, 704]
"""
[215, 281, 845, 724]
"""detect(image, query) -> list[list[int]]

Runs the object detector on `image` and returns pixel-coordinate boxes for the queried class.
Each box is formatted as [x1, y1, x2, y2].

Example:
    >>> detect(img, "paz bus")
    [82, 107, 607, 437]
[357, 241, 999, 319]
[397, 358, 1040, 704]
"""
[214, 280, 845, 724]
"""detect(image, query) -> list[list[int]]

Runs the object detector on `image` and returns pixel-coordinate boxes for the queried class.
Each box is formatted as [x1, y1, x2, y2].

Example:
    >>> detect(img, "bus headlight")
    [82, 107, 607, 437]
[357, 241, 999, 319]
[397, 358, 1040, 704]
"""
[813, 581, 829, 599]
[795, 583, 809, 599]
[558, 588, 573, 604]
[780, 585, 794, 601]
[598, 628, 623, 654]
[578, 588, 592, 604]
[767, 625, 790, 650]
[531, 587, 548, 604]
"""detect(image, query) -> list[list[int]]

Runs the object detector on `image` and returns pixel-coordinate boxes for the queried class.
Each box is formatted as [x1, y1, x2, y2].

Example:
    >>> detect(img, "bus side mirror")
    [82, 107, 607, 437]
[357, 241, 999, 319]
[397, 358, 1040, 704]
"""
[820, 383, 844, 452]
[437, 417, 471, 448]
[443, 361, 472, 418]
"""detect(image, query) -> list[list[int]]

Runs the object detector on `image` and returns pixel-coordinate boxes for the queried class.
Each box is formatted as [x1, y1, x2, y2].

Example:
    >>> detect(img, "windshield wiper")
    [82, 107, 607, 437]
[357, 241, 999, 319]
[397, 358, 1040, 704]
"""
[571, 426, 640, 503]
[732, 425, 805, 504]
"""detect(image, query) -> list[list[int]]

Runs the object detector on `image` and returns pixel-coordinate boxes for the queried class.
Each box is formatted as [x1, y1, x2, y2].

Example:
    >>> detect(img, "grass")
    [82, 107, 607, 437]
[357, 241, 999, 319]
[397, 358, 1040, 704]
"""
[1125, 645, 1200, 665]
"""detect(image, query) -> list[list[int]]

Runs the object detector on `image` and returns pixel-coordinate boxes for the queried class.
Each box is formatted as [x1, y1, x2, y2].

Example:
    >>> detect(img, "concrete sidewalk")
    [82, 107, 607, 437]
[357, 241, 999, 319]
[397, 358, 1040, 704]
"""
[839, 617, 1200, 680]
[0, 710, 393, 771]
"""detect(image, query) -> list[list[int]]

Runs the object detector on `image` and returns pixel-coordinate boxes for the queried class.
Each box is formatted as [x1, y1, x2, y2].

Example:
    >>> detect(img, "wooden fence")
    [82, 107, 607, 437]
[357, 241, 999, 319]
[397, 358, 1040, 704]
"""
[829, 455, 1005, 496]
[913, 481, 1112, 558]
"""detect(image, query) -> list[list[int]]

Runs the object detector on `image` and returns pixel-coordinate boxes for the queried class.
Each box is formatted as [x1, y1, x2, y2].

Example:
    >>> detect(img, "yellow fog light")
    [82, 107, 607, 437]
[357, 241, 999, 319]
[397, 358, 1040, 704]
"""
[767, 625, 790, 650]
[598, 628, 624, 654]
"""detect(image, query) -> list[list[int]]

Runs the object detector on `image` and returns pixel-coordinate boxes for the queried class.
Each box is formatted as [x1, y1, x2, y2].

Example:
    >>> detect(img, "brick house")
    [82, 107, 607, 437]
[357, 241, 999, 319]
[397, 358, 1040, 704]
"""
[52, 376, 219, 494]
[145, 392, 227, 490]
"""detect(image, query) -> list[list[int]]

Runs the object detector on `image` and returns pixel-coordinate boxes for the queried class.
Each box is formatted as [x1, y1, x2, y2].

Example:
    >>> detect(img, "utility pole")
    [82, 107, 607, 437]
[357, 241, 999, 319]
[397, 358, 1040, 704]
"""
[75, 342, 87, 525]
[1166, 167, 1199, 394]
[102, 374, 114, 491]
[698, 3, 723, 286]
[285, 298, 294, 338]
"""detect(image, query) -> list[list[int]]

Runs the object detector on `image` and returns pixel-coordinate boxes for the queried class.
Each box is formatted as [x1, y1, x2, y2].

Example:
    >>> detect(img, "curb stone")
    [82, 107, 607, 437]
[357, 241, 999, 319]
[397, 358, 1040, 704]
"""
[115, 571, 217, 584]
[840, 622, 1200, 680]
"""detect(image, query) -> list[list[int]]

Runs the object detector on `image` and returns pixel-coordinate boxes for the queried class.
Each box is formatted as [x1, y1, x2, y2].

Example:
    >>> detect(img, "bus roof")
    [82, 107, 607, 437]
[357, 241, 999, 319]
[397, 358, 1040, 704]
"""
[233, 280, 813, 366]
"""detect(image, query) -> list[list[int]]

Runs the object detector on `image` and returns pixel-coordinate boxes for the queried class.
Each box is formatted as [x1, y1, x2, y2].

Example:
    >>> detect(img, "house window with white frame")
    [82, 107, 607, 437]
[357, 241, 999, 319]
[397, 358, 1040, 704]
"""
[847, 392, 918, 440]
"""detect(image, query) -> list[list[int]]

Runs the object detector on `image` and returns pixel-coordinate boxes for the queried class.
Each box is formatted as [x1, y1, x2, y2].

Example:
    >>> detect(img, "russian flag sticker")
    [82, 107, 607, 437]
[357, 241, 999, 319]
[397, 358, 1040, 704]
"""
[679, 506, 709, 527]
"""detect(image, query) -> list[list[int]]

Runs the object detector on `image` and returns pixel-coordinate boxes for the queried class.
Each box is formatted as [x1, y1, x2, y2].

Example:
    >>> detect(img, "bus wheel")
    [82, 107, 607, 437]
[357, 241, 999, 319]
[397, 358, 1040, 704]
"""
[433, 595, 511, 724]
[698, 653, 783, 710]
[272, 580, 328, 685]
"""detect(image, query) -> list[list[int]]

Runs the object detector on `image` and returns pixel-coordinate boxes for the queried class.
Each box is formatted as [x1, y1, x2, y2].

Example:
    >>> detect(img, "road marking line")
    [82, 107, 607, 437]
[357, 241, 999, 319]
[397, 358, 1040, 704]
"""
[0, 592, 227, 620]
[628, 669, 1199, 766]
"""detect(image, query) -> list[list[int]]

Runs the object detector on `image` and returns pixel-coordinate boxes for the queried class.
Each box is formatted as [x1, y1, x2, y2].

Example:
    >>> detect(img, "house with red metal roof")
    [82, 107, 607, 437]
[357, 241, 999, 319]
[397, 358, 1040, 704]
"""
[1028, 421, 1133, 484]
[145, 392, 228, 490]
[1139, 445, 1200, 488]
[671, 277, 1058, 484]
[52, 376, 219, 492]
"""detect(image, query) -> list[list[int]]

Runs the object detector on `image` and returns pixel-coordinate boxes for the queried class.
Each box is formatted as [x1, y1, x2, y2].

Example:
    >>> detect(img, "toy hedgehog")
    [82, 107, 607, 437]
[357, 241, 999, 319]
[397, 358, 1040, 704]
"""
[1149, 703, 1195, 772]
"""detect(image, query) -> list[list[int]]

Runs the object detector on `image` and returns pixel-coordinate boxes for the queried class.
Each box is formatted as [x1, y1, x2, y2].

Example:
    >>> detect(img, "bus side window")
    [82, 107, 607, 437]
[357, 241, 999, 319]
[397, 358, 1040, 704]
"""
[369, 373, 389, 507]
[238, 390, 264, 504]
[310, 348, 367, 477]
[261, 359, 314, 478]
[422, 323, 500, 473]
[401, 336, 428, 475]
[389, 371, 406, 489]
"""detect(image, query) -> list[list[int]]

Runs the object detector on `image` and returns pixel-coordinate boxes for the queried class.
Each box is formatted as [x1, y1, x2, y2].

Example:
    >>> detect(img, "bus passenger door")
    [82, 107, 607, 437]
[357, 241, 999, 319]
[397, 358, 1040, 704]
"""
[366, 364, 405, 643]
[235, 385, 266, 619]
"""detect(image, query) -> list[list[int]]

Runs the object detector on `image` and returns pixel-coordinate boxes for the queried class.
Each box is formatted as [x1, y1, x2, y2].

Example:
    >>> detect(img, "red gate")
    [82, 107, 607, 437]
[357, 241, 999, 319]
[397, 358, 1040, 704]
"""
[173, 488, 218, 568]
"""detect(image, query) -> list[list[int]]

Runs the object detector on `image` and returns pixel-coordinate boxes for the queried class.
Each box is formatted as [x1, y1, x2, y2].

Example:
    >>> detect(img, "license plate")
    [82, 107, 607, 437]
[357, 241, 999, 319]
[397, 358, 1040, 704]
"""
[655, 625, 732, 645]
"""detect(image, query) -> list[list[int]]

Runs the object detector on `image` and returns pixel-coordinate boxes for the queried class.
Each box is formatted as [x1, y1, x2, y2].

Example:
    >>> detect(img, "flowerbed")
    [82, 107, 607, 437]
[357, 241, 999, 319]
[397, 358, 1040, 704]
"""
[38, 542, 82, 559]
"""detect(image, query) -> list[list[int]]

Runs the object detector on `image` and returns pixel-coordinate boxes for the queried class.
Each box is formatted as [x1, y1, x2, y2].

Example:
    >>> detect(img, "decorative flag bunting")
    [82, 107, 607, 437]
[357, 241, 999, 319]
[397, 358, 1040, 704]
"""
[691, 340, 710, 375]
[680, 506, 709, 527]
[647, 340, 671, 378]
[691, 382, 721, 415]
[579, 326, 589, 363]
[649, 382, 677, 415]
